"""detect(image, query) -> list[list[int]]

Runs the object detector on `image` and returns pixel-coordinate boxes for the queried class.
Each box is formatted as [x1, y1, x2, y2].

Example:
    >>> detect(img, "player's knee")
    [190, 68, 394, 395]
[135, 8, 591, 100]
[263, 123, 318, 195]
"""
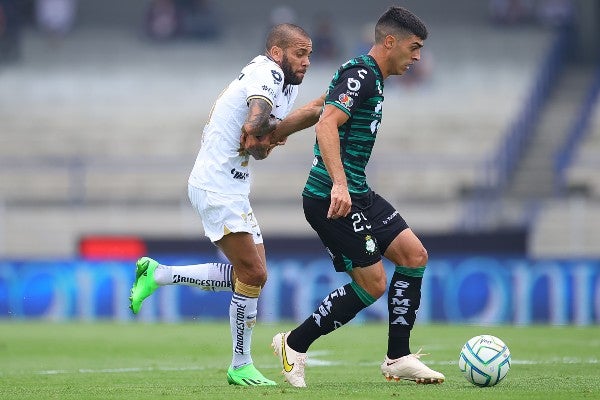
[361, 275, 387, 299]
[234, 260, 267, 287]
[405, 246, 428, 268]
[371, 279, 387, 299]
[247, 266, 267, 287]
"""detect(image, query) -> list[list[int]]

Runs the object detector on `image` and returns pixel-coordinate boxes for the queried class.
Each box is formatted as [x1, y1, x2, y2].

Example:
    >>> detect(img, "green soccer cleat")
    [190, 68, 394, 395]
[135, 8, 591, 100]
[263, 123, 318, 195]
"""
[129, 257, 159, 314]
[226, 364, 277, 386]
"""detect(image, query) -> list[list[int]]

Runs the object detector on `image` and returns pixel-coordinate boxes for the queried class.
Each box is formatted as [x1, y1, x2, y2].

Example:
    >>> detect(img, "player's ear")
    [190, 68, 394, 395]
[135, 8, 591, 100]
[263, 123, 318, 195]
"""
[384, 34, 395, 49]
[269, 46, 283, 62]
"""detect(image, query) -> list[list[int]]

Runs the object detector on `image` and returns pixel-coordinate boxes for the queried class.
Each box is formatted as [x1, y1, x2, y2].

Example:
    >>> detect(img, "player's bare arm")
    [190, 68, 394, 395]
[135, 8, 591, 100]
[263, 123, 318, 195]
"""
[314, 104, 352, 219]
[241, 98, 278, 160]
[270, 94, 326, 145]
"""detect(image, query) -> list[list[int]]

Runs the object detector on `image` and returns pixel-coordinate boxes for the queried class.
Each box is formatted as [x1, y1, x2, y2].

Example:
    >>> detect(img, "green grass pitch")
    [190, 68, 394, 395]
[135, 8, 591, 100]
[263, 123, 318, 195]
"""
[1, 322, 598, 399]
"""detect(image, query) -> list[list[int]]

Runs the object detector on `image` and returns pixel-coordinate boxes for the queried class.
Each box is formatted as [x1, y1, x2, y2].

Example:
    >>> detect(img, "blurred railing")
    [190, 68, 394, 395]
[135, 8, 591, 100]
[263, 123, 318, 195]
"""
[0, 153, 481, 206]
[0, 156, 190, 205]
[485, 26, 572, 193]
[459, 26, 572, 230]
[553, 63, 600, 194]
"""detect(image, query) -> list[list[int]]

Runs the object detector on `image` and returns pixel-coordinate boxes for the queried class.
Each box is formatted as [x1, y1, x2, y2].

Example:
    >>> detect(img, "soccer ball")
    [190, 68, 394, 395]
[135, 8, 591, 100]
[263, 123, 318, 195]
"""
[459, 334, 511, 387]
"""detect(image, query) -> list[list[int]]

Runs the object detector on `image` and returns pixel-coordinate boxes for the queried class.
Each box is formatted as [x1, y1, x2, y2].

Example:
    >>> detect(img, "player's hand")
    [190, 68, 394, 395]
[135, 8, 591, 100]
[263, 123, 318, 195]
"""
[238, 115, 280, 159]
[242, 132, 272, 160]
[262, 134, 288, 156]
[327, 183, 351, 219]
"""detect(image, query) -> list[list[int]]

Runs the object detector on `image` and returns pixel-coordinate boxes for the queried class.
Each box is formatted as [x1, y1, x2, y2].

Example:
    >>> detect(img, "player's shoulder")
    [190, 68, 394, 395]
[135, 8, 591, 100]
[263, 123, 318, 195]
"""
[338, 55, 381, 79]
[243, 55, 283, 74]
[332, 55, 380, 94]
[241, 55, 284, 86]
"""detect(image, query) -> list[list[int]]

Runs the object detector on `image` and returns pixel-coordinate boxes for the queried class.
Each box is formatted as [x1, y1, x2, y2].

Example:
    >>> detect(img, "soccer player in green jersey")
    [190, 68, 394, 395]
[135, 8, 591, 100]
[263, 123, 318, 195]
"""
[272, 6, 445, 387]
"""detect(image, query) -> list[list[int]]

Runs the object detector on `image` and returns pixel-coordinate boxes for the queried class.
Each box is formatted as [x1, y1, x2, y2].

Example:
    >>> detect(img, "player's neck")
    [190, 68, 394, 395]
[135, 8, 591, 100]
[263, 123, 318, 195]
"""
[368, 48, 390, 80]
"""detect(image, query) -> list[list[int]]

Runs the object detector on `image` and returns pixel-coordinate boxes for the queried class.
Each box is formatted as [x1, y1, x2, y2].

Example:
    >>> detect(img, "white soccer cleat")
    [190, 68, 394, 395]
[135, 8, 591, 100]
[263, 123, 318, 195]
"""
[381, 349, 445, 384]
[271, 331, 307, 388]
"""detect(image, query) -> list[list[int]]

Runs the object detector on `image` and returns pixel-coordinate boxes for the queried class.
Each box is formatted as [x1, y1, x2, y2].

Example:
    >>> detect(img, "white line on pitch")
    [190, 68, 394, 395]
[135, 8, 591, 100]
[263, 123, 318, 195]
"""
[31, 357, 598, 375]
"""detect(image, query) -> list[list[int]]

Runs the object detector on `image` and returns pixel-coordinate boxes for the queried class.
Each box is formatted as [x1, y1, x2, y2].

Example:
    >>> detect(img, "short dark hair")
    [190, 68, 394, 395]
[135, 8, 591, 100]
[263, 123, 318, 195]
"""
[266, 23, 310, 50]
[375, 6, 428, 43]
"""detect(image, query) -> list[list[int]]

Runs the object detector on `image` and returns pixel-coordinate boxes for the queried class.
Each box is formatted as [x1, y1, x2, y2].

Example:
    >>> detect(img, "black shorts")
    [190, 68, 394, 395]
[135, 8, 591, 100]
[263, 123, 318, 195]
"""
[303, 191, 409, 272]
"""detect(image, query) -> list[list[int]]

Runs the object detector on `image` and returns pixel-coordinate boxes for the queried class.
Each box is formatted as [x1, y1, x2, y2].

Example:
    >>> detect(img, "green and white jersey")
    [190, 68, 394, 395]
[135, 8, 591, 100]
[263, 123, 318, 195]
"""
[303, 55, 384, 199]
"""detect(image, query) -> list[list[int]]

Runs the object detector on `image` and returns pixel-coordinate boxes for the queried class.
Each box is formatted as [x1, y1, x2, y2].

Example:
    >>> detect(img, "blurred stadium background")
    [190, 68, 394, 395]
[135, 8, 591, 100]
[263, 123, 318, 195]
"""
[0, 0, 599, 324]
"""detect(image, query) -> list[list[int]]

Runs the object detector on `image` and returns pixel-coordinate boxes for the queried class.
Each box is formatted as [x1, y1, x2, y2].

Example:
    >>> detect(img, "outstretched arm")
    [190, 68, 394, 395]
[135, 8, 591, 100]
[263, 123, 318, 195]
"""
[270, 94, 326, 144]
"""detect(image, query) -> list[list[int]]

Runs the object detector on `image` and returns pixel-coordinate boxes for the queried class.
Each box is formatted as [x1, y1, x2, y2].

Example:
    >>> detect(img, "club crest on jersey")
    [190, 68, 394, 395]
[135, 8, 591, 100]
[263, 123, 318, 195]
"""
[338, 93, 353, 109]
[365, 235, 376, 255]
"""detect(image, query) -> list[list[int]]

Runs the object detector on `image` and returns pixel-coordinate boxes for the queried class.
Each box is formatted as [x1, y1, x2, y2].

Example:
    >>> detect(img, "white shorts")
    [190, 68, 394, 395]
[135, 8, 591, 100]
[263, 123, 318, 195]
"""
[188, 185, 263, 244]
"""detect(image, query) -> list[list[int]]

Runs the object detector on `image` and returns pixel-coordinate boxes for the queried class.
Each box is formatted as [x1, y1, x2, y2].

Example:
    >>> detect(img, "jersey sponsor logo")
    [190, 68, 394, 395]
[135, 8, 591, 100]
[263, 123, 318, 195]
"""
[370, 120, 380, 135]
[357, 69, 368, 79]
[172, 275, 231, 289]
[337, 93, 353, 109]
[271, 69, 282, 84]
[261, 85, 276, 97]
[232, 298, 247, 354]
[230, 168, 250, 181]
[376, 80, 383, 94]
[390, 280, 411, 325]
[374, 101, 382, 114]
[347, 77, 361, 91]
[382, 210, 399, 225]
[311, 286, 346, 328]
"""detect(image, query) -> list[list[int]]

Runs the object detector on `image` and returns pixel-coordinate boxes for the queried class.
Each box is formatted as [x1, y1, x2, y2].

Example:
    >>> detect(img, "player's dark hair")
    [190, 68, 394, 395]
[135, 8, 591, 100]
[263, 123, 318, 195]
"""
[266, 23, 310, 50]
[375, 6, 428, 43]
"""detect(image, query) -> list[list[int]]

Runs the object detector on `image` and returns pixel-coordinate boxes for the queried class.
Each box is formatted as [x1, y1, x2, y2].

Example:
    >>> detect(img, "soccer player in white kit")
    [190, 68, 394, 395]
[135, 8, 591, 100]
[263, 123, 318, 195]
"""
[129, 24, 324, 386]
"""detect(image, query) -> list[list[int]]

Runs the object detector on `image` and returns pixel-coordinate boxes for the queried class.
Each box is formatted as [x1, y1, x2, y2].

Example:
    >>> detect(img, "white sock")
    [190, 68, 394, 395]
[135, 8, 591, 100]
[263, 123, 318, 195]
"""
[153, 263, 233, 292]
[229, 293, 258, 369]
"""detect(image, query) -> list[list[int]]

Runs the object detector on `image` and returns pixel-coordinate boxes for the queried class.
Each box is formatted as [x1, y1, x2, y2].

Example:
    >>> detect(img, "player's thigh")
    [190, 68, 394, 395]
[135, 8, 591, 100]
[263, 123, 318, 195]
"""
[366, 192, 427, 267]
[216, 232, 266, 286]
[366, 192, 408, 252]
[303, 195, 382, 272]
[383, 228, 428, 268]
[216, 232, 263, 268]
[188, 186, 266, 284]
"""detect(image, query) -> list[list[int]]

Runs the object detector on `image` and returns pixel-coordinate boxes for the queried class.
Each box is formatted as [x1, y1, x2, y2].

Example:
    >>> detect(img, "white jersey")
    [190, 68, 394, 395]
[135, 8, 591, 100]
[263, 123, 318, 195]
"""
[188, 55, 299, 195]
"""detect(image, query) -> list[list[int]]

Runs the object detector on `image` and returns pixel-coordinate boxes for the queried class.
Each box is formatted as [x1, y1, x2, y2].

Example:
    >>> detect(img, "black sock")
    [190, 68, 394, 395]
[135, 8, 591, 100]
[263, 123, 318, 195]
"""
[387, 267, 424, 359]
[287, 282, 375, 353]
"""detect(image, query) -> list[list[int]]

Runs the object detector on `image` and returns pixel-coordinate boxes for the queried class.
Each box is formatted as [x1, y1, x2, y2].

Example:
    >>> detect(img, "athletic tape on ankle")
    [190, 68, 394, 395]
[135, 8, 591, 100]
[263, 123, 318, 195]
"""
[234, 279, 261, 298]
[395, 266, 426, 277]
